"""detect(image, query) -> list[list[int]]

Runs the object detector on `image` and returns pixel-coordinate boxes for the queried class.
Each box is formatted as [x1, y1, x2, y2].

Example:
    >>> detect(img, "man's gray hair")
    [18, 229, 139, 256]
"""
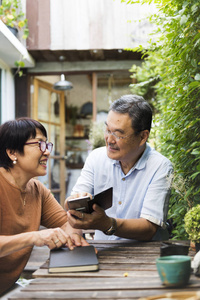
[109, 94, 152, 134]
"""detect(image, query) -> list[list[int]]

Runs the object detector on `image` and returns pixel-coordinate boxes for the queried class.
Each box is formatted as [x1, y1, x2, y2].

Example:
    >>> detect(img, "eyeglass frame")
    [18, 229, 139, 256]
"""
[104, 122, 135, 140]
[104, 129, 134, 140]
[24, 141, 53, 153]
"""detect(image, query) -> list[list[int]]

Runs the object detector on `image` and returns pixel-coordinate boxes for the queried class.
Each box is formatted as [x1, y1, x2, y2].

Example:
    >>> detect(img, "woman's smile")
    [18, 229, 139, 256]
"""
[39, 159, 48, 168]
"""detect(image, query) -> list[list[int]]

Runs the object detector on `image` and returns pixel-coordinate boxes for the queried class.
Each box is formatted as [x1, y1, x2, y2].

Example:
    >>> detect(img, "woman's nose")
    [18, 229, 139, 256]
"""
[43, 148, 51, 156]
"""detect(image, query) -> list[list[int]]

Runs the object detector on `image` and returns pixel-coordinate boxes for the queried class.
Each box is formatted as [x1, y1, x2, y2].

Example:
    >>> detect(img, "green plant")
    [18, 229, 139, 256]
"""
[0, 0, 29, 76]
[0, 0, 29, 39]
[89, 121, 105, 150]
[184, 205, 200, 243]
[124, 0, 200, 239]
[168, 172, 193, 240]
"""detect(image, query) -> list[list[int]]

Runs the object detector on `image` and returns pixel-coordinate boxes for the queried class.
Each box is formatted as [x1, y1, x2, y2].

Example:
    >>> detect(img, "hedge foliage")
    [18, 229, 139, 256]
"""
[123, 0, 200, 239]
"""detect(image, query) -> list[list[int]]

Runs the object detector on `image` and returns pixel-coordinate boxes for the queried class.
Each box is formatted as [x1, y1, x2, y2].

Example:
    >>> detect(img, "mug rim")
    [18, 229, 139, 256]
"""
[156, 255, 191, 263]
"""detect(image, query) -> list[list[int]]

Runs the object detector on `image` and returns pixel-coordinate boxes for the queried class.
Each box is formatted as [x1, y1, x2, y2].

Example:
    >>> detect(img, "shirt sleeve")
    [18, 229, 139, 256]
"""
[140, 160, 173, 228]
[71, 150, 96, 195]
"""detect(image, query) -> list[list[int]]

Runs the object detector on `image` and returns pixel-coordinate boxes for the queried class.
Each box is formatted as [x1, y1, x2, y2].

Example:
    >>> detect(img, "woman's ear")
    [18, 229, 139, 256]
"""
[6, 149, 17, 164]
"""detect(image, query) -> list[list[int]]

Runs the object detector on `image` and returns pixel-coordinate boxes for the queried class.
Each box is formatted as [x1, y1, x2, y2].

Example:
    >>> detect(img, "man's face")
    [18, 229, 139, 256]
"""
[104, 110, 147, 164]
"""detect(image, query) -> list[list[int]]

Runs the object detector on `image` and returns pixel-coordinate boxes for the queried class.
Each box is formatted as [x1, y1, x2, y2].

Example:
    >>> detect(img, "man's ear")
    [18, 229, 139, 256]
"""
[140, 130, 149, 145]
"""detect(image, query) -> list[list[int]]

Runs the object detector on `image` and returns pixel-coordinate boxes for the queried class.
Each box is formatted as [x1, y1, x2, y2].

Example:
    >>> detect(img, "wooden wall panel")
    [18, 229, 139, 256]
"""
[26, 0, 50, 50]
[27, 0, 156, 51]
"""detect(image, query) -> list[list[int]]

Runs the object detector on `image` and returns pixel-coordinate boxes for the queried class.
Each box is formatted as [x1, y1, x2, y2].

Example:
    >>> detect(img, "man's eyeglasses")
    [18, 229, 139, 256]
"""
[25, 141, 53, 153]
[104, 122, 133, 140]
[104, 129, 133, 140]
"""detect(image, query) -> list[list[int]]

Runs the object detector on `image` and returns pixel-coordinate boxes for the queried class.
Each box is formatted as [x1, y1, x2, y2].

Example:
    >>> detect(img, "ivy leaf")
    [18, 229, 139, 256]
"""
[180, 15, 188, 25]
[194, 74, 200, 81]
[18, 70, 23, 77]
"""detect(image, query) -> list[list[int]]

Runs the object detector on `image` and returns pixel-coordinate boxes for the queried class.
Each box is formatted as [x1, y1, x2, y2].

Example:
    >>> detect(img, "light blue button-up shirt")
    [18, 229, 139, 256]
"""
[72, 143, 173, 240]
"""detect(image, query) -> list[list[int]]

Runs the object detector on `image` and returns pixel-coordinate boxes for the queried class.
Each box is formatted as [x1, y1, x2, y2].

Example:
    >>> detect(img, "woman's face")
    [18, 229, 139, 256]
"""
[13, 129, 51, 180]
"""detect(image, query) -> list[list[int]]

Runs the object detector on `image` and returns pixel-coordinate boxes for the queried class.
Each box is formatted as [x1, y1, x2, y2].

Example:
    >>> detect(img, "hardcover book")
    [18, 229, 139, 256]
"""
[49, 245, 99, 273]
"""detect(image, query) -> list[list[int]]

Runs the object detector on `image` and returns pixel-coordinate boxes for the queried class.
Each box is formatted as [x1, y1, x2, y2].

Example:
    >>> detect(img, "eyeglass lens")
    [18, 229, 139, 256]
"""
[104, 129, 124, 140]
[39, 141, 53, 153]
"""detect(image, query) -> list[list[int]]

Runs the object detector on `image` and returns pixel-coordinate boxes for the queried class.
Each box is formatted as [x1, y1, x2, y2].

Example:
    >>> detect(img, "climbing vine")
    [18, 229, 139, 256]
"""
[123, 0, 200, 239]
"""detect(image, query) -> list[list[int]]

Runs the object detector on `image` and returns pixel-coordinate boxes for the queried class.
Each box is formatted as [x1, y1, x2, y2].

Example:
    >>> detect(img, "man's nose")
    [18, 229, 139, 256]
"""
[106, 132, 116, 143]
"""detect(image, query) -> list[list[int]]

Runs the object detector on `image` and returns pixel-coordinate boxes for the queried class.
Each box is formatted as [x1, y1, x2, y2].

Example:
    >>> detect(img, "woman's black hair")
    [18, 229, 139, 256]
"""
[109, 94, 152, 134]
[0, 117, 47, 170]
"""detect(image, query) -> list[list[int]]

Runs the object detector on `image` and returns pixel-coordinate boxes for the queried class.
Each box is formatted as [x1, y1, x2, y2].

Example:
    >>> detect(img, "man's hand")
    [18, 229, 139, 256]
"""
[67, 206, 159, 241]
[67, 204, 111, 232]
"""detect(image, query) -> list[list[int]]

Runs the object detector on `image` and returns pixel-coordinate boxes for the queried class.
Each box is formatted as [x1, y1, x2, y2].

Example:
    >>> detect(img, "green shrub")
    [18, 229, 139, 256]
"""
[184, 205, 200, 243]
[124, 0, 200, 239]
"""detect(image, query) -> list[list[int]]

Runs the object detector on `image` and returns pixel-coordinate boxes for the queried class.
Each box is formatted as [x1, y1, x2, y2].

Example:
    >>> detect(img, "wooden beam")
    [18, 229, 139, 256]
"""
[92, 72, 97, 122]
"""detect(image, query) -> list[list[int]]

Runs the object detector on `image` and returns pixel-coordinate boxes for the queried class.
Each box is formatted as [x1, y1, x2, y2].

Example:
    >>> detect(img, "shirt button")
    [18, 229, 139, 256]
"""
[118, 201, 122, 205]
[122, 178, 125, 181]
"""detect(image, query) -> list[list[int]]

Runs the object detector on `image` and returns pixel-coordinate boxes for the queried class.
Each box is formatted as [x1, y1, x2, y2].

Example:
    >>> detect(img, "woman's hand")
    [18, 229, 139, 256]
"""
[61, 222, 89, 247]
[0, 225, 89, 258]
[0, 228, 74, 258]
[33, 227, 75, 250]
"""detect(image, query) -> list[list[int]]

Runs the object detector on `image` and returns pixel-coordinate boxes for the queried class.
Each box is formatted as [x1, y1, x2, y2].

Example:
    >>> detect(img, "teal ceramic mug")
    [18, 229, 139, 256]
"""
[156, 255, 191, 287]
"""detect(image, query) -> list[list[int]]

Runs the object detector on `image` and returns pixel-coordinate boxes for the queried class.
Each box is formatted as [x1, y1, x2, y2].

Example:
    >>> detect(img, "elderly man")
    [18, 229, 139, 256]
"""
[65, 94, 173, 241]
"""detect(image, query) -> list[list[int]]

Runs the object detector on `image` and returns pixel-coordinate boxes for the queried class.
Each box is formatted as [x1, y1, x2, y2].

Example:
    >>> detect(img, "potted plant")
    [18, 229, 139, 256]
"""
[184, 204, 200, 252]
[0, 0, 29, 76]
[88, 121, 105, 150]
[0, 0, 29, 39]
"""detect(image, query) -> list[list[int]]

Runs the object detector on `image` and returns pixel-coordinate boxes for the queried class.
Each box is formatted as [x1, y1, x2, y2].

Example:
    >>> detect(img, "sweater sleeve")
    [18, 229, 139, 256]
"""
[34, 180, 68, 228]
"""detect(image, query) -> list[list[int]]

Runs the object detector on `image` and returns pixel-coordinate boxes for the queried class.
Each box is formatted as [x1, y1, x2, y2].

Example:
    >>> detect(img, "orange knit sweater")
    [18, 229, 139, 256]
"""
[0, 172, 68, 295]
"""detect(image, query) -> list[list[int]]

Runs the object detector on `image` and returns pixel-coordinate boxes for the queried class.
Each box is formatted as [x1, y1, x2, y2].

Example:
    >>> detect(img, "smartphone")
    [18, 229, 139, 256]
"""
[67, 187, 113, 214]
[67, 195, 90, 213]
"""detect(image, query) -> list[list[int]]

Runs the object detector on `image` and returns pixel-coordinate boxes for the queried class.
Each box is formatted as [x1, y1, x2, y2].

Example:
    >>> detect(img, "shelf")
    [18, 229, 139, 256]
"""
[65, 136, 89, 140]
[65, 137, 88, 169]
[66, 149, 88, 152]
[66, 163, 84, 169]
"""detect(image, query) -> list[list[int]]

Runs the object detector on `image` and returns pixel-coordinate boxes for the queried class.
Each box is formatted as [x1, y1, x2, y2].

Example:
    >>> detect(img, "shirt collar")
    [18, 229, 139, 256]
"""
[134, 143, 150, 170]
[112, 143, 151, 171]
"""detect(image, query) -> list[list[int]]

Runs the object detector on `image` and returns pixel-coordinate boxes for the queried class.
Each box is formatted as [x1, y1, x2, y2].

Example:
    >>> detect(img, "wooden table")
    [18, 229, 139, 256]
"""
[8, 240, 200, 300]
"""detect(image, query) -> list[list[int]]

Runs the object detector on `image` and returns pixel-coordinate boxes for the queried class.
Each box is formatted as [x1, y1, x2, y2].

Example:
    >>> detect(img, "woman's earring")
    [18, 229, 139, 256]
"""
[13, 158, 17, 165]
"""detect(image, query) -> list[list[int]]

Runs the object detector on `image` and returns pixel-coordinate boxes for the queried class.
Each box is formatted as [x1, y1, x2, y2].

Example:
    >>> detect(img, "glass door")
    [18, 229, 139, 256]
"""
[32, 78, 66, 207]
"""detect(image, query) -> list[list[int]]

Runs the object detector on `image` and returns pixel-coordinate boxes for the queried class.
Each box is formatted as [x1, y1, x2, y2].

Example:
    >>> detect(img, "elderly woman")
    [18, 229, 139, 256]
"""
[0, 117, 87, 296]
